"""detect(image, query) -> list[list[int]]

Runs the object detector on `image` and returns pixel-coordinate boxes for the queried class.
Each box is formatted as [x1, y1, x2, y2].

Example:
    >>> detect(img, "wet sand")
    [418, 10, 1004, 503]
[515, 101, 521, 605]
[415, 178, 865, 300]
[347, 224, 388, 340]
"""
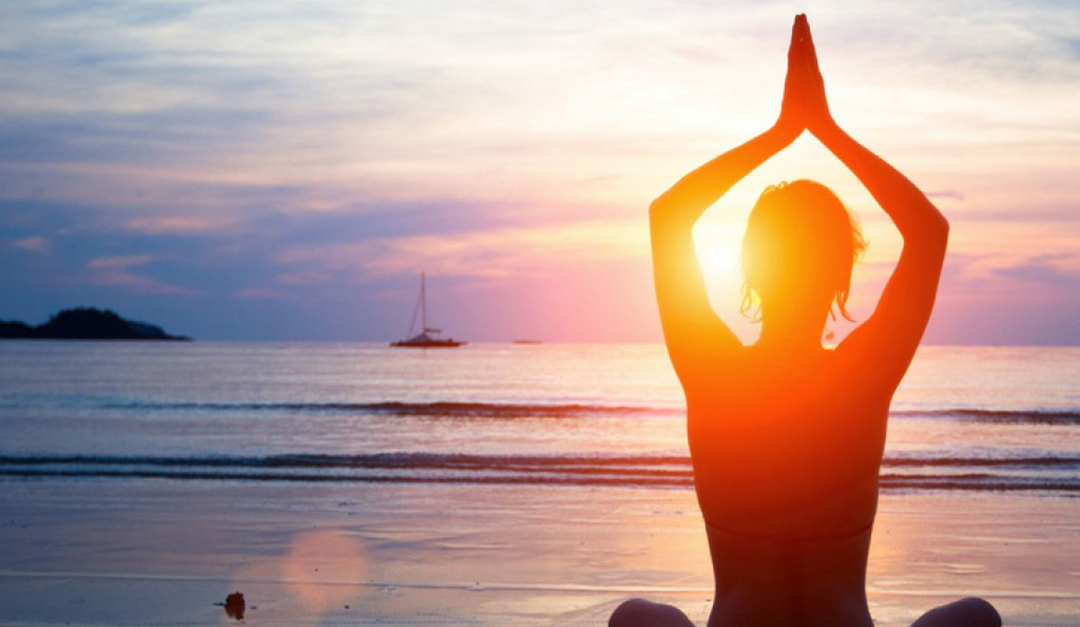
[0, 480, 1077, 626]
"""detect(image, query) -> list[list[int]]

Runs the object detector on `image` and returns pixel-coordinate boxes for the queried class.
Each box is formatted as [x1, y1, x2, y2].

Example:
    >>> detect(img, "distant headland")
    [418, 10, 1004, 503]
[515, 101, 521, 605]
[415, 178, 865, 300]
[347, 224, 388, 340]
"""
[0, 307, 190, 341]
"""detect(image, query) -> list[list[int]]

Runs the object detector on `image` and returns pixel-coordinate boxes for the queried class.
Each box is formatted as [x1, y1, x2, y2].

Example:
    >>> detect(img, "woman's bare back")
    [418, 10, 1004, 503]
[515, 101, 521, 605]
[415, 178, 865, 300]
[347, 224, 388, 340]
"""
[688, 344, 886, 540]
[688, 345, 886, 626]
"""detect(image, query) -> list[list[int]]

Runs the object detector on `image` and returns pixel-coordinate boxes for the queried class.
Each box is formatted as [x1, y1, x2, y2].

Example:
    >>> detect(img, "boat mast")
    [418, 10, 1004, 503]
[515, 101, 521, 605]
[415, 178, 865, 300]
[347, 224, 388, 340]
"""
[421, 271, 427, 332]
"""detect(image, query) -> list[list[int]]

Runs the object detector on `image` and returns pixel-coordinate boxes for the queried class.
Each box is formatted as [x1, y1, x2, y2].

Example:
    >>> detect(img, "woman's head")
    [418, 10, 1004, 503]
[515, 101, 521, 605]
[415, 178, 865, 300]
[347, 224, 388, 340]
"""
[740, 179, 865, 322]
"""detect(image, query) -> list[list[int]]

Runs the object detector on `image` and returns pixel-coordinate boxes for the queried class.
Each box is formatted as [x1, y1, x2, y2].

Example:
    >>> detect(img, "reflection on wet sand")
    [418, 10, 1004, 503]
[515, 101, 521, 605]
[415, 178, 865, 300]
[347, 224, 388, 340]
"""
[0, 481, 1075, 626]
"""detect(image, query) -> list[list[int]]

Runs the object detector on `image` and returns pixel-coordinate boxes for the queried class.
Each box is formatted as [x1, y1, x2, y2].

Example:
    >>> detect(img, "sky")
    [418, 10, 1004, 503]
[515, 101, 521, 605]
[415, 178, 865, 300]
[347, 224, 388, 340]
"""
[1, 0, 1078, 343]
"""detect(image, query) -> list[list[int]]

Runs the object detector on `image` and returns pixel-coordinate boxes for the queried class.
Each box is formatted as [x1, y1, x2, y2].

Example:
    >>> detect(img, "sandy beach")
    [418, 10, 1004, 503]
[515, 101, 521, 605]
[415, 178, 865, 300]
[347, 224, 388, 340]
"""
[1, 479, 1077, 627]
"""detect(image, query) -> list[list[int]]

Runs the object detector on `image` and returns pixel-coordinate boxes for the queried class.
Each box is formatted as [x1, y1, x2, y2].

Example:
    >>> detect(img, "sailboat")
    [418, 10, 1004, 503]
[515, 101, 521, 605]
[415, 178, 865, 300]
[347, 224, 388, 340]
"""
[390, 272, 466, 348]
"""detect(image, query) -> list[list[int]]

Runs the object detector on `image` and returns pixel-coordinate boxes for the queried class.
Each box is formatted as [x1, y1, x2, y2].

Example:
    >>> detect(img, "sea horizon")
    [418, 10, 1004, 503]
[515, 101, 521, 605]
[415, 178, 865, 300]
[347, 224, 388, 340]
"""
[6, 338, 1080, 346]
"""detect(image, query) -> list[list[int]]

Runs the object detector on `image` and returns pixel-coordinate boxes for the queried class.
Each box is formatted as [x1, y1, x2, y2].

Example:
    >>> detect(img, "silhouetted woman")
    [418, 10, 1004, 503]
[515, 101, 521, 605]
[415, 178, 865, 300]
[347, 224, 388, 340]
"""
[610, 15, 1002, 627]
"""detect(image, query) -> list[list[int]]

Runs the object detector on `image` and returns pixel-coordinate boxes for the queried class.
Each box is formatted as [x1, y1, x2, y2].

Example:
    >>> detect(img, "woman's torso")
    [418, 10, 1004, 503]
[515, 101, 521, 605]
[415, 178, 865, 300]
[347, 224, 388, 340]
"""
[685, 344, 893, 627]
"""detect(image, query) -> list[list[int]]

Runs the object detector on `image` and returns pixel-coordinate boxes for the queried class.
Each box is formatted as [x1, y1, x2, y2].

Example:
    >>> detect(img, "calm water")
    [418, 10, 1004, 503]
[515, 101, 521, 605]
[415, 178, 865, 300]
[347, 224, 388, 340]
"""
[0, 342, 1077, 492]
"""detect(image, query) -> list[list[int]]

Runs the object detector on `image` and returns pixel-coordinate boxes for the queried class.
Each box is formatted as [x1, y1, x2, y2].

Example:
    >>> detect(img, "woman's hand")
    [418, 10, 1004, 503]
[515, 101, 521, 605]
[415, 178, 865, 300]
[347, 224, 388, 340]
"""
[776, 15, 807, 139]
[778, 14, 834, 138]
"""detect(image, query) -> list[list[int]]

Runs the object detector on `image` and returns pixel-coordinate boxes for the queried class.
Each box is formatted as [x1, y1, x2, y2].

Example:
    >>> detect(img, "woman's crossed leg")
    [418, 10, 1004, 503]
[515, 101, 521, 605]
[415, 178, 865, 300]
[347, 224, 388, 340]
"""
[608, 597, 1002, 627]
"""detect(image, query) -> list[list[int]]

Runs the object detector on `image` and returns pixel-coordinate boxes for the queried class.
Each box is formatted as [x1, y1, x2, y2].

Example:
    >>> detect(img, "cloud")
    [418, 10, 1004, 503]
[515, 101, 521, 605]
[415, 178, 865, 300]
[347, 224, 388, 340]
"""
[86, 255, 153, 270]
[86, 255, 201, 296]
[991, 254, 1080, 289]
[925, 190, 965, 201]
[276, 218, 647, 283]
[11, 236, 50, 254]
[125, 215, 234, 235]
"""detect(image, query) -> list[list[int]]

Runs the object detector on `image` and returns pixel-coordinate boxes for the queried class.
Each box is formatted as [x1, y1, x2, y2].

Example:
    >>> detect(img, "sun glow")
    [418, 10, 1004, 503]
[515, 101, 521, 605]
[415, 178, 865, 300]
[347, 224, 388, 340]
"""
[701, 244, 739, 278]
[696, 226, 743, 284]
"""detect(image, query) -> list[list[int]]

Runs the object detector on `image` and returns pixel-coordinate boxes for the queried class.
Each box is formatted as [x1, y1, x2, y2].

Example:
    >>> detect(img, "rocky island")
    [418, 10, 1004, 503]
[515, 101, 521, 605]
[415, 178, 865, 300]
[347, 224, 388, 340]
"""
[0, 307, 190, 340]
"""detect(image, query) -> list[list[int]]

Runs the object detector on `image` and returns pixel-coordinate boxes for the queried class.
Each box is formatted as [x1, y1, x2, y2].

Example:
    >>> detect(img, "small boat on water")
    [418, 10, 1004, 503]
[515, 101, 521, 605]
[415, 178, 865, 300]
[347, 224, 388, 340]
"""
[391, 272, 466, 348]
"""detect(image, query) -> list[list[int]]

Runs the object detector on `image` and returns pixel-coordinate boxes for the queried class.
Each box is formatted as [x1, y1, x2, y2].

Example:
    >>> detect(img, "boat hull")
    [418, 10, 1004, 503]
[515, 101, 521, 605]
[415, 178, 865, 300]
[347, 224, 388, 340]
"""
[389, 340, 466, 348]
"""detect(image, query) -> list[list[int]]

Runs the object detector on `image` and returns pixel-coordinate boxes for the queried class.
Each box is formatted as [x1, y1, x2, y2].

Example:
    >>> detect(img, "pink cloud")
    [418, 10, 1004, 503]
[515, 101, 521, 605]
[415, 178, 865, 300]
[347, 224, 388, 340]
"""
[275, 219, 646, 283]
[11, 236, 51, 254]
[86, 255, 201, 296]
[125, 216, 233, 235]
[87, 255, 154, 269]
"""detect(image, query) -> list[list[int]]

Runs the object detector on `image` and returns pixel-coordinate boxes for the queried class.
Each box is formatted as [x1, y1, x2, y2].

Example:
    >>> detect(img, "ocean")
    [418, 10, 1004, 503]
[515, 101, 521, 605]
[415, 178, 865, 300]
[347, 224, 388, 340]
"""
[1, 342, 1077, 494]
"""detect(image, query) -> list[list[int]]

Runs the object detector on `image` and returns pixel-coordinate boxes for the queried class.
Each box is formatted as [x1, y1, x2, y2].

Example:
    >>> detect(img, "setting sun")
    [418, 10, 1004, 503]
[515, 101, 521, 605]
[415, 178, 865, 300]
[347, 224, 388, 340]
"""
[698, 240, 739, 279]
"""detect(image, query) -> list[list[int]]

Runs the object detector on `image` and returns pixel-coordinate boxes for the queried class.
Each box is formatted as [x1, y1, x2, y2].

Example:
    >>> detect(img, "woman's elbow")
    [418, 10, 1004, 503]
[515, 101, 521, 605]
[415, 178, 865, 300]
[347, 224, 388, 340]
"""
[648, 198, 670, 231]
[911, 212, 949, 248]
[649, 194, 697, 232]
[899, 216, 949, 261]
[918, 217, 950, 261]
[649, 196, 669, 220]
[649, 194, 687, 227]
[933, 214, 950, 247]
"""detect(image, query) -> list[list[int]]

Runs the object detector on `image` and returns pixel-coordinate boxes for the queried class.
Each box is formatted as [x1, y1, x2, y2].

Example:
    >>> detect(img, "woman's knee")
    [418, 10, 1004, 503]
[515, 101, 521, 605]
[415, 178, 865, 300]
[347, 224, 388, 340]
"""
[609, 598, 695, 627]
[610, 598, 649, 627]
[958, 598, 1002, 627]
[911, 597, 1001, 627]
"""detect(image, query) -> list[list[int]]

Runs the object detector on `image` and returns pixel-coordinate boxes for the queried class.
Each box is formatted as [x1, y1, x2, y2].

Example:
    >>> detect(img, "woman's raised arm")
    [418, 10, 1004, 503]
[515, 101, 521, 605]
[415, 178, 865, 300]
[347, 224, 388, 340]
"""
[650, 19, 806, 383]
[790, 16, 949, 381]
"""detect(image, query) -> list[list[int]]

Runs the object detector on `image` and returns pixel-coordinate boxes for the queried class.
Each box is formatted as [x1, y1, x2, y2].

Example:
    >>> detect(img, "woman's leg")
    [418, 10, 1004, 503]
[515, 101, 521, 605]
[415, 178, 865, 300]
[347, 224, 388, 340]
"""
[910, 597, 1002, 627]
[609, 598, 697, 627]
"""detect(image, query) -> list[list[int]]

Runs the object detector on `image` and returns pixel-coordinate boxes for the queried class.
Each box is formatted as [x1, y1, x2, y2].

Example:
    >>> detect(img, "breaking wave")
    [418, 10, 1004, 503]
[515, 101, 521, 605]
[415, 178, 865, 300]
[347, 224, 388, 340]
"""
[2, 452, 1077, 493]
